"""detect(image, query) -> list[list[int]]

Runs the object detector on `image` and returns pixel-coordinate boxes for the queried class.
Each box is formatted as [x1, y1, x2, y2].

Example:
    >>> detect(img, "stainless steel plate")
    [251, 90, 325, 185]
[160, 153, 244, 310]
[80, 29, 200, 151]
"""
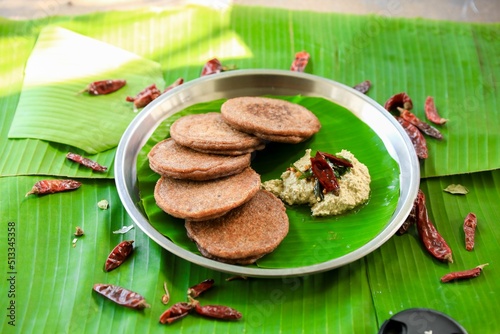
[115, 69, 420, 278]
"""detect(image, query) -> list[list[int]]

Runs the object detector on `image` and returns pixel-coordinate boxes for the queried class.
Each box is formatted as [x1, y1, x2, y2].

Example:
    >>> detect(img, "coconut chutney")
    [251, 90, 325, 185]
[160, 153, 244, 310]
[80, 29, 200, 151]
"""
[262, 149, 371, 216]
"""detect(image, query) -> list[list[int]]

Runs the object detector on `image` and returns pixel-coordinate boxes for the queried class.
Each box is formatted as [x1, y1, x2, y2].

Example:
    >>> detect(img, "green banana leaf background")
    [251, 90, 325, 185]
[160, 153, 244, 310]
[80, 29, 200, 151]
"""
[0, 4, 499, 334]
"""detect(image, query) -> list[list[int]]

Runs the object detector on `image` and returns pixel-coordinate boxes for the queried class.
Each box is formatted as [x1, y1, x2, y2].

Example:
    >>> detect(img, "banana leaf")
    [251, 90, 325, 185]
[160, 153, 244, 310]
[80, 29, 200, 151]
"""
[136, 95, 400, 268]
[366, 169, 500, 332]
[1, 4, 500, 334]
[7, 26, 165, 155]
[0, 175, 377, 333]
[0, 22, 117, 178]
[1, 7, 499, 178]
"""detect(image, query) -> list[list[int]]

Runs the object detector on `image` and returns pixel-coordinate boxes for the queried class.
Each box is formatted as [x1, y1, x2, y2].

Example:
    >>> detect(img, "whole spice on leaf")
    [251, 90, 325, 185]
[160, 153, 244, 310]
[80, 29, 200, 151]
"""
[425, 96, 447, 125]
[190, 297, 242, 320]
[79, 79, 126, 95]
[416, 189, 453, 263]
[163, 77, 184, 93]
[26, 179, 81, 196]
[159, 278, 243, 325]
[73, 227, 84, 248]
[93, 283, 150, 309]
[187, 279, 215, 298]
[440, 264, 488, 283]
[463, 212, 477, 251]
[66, 152, 107, 172]
[396, 117, 428, 159]
[200, 58, 236, 76]
[353, 80, 371, 94]
[74, 226, 84, 236]
[397, 196, 418, 235]
[290, 51, 310, 72]
[126, 83, 162, 108]
[159, 302, 193, 324]
[398, 107, 443, 140]
[104, 240, 134, 272]
[384, 92, 413, 111]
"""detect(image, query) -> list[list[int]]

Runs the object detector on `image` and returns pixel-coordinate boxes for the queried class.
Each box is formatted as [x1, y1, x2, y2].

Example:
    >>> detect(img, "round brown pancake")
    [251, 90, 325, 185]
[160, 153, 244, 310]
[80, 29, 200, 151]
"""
[169, 112, 264, 155]
[185, 189, 289, 264]
[148, 138, 251, 180]
[253, 132, 308, 144]
[154, 167, 260, 221]
[220, 97, 321, 140]
[190, 142, 266, 156]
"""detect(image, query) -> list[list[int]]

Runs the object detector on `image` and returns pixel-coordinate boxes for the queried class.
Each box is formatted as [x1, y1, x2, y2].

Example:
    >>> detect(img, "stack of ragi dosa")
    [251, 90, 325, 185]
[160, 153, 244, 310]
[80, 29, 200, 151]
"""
[148, 96, 321, 265]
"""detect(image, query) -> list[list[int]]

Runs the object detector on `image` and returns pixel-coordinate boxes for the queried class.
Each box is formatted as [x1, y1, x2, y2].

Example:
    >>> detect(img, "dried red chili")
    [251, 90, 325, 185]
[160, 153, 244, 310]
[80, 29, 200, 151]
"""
[201, 58, 224, 76]
[396, 196, 418, 235]
[463, 212, 477, 251]
[159, 302, 193, 324]
[105, 240, 134, 272]
[425, 96, 447, 125]
[398, 108, 443, 140]
[290, 51, 310, 72]
[93, 283, 150, 309]
[200, 58, 236, 76]
[396, 117, 428, 159]
[353, 80, 371, 94]
[318, 151, 353, 168]
[126, 84, 162, 108]
[440, 263, 488, 283]
[191, 298, 242, 320]
[310, 152, 340, 196]
[163, 77, 184, 93]
[187, 279, 215, 298]
[26, 179, 82, 196]
[80, 79, 126, 95]
[66, 152, 107, 172]
[416, 189, 453, 263]
[384, 92, 413, 111]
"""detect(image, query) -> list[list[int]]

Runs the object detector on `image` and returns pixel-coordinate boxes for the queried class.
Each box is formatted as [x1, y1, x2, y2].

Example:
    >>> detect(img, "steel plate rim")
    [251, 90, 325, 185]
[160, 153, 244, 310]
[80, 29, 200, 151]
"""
[115, 69, 420, 278]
